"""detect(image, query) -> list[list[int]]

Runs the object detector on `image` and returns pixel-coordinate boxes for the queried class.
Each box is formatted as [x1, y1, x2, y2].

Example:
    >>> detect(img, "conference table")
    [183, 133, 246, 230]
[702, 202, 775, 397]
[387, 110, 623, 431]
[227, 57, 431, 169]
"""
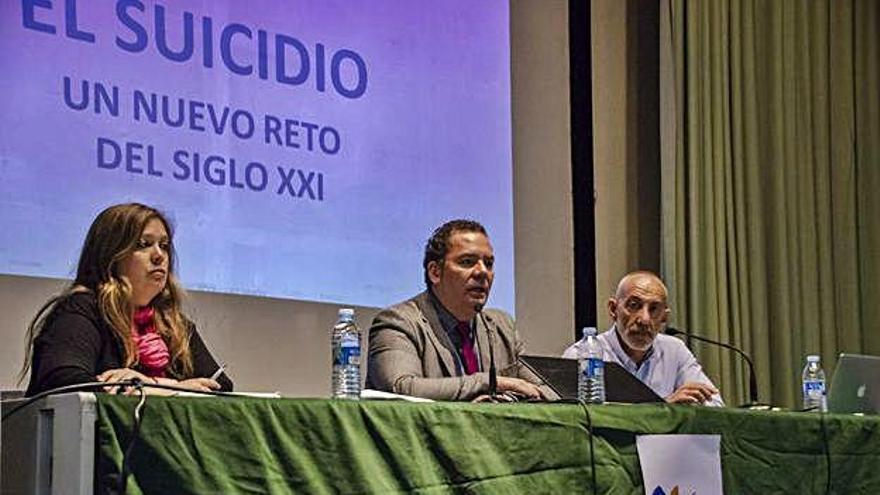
[4, 393, 880, 494]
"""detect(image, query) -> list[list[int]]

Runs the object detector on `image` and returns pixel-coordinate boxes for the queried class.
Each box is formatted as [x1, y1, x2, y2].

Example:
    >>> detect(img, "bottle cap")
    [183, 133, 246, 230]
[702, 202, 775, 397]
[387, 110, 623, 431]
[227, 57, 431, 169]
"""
[806, 354, 820, 363]
[338, 308, 355, 321]
[583, 327, 597, 336]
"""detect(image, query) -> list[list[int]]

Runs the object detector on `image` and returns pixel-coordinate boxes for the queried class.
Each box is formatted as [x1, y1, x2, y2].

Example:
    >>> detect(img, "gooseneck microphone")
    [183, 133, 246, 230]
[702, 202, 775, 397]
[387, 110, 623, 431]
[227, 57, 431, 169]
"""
[666, 327, 759, 406]
[475, 303, 498, 397]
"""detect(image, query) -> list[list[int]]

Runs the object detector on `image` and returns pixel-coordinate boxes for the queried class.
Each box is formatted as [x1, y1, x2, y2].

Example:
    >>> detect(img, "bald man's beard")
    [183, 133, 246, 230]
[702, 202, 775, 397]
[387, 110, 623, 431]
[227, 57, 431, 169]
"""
[617, 324, 658, 352]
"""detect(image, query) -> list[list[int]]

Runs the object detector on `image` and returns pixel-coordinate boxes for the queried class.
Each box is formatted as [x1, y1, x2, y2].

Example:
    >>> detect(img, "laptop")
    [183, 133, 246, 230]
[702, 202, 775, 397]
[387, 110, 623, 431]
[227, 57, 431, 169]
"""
[519, 355, 664, 403]
[827, 353, 880, 414]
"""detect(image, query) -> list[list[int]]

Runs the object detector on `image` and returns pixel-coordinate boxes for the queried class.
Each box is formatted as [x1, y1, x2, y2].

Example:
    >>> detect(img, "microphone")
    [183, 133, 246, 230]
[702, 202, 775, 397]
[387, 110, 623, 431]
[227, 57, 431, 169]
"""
[666, 327, 759, 406]
[475, 303, 498, 398]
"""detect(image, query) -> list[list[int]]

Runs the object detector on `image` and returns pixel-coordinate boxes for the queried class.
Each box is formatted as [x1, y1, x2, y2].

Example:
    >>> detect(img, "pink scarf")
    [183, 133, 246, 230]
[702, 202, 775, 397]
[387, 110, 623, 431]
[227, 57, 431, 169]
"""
[132, 307, 170, 377]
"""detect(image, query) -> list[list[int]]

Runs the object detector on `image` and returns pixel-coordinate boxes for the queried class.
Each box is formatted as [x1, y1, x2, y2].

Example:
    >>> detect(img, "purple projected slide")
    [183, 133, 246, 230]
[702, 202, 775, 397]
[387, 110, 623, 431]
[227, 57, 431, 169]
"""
[0, 0, 514, 312]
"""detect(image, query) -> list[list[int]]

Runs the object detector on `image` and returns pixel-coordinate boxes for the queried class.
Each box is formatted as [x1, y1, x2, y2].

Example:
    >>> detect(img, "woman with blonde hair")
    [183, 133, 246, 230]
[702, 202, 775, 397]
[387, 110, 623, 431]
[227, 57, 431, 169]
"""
[23, 203, 232, 395]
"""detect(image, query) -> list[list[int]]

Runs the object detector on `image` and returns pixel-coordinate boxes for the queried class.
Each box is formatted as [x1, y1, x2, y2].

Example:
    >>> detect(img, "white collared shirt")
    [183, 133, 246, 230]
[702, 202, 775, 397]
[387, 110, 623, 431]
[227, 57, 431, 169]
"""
[563, 326, 724, 407]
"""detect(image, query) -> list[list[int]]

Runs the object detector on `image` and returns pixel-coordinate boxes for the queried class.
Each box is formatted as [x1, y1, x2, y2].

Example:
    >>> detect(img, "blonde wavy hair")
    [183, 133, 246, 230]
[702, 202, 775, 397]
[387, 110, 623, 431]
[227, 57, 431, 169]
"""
[21, 203, 194, 382]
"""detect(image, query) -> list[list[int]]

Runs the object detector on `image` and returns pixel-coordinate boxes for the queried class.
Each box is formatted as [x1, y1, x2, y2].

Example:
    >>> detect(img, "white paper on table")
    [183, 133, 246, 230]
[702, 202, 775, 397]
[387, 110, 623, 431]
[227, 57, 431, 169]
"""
[360, 389, 434, 402]
[636, 434, 723, 495]
[175, 391, 282, 398]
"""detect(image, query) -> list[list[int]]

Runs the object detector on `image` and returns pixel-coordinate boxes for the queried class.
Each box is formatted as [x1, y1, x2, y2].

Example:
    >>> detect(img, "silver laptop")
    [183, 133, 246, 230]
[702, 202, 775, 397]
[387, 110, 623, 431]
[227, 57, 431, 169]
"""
[827, 353, 880, 414]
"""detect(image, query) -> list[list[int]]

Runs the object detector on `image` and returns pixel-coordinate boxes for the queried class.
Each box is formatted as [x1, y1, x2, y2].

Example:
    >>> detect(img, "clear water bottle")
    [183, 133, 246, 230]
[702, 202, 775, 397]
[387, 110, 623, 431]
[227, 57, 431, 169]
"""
[332, 308, 361, 399]
[802, 354, 827, 412]
[578, 327, 606, 404]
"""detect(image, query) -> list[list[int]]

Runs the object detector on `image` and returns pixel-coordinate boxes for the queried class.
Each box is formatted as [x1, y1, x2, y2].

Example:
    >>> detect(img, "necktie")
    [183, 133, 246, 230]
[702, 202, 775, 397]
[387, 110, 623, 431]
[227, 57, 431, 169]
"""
[456, 321, 479, 375]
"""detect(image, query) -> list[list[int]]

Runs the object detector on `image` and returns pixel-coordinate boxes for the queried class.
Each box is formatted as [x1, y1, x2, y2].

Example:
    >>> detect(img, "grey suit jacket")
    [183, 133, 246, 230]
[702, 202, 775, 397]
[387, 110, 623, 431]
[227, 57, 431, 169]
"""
[366, 291, 546, 401]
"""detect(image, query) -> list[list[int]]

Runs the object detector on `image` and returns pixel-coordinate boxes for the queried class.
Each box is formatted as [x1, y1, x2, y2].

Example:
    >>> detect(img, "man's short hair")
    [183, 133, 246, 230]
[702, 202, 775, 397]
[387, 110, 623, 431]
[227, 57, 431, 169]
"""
[423, 219, 488, 288]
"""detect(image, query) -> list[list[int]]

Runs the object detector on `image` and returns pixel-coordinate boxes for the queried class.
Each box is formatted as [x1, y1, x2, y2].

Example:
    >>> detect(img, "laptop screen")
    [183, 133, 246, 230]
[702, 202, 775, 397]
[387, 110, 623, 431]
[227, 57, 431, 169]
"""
[519, 355, 664, 403]
[827, 353, 880, 414]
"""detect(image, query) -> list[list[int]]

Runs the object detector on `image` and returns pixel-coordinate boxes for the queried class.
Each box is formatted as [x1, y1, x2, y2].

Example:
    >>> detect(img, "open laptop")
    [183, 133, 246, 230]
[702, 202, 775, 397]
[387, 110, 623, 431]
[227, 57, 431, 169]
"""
[519, 355, 664, 403]
[827, 353, 880, 414]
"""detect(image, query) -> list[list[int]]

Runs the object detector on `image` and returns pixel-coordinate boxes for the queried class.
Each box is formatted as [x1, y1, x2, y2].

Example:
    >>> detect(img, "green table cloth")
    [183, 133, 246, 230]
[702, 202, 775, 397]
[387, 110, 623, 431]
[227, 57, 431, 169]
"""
[95, 396, 880, 494]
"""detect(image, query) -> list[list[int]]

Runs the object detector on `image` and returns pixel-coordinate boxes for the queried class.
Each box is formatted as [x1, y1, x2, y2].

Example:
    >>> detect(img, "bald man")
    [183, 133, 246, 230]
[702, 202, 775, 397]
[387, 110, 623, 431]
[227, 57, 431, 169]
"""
[564, 271, 723, 406]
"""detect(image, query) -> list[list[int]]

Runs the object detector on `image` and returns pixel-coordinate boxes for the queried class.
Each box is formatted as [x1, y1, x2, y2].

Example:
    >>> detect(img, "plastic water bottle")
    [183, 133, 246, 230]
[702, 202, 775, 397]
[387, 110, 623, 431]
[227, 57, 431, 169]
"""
[332, 308, 361, 399]
[802, 354, 827, 412]
[578, 327, 606, 404]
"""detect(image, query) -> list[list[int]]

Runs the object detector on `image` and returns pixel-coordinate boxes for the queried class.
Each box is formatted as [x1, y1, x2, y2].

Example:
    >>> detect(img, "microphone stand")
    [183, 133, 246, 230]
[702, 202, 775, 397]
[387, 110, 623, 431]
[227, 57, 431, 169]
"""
[475, 303, 498, 398]
[666, 327, 762, 407]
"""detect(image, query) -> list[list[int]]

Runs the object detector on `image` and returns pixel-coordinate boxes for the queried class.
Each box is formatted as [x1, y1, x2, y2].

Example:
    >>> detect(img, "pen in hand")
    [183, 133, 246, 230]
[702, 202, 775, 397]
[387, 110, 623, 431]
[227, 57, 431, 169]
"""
[209, 363, 226, 381]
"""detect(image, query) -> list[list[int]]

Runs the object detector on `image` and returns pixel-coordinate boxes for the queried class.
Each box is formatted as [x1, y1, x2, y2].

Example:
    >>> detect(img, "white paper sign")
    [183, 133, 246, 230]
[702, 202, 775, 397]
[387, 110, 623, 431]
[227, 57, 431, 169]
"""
[636, 434, 723, 495]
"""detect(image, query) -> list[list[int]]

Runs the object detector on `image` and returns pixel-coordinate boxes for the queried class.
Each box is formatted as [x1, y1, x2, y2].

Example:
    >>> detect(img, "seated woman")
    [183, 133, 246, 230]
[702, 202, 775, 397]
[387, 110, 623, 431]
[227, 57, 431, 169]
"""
[22, 203, 233, 396]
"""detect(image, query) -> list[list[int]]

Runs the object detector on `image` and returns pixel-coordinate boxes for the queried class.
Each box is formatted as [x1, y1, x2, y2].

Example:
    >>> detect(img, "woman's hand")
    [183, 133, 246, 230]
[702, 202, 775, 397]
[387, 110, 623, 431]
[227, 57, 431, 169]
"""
[96, 368, 154, 395]
[175, 377, 221, 393]
[144, 376, 221, 394]
[97, 368, 220, 395]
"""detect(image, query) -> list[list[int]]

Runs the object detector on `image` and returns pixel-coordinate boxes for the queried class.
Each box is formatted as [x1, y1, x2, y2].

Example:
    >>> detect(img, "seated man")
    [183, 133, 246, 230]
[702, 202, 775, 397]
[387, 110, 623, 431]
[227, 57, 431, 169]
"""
[564, 271, 724, 406]
[366, 219, 550, 401]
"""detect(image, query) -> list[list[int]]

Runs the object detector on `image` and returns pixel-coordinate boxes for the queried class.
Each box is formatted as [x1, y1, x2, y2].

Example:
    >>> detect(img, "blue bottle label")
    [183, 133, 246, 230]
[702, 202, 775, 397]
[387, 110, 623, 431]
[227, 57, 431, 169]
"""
[585, 358, 604, 377]
[335, 339, 361, 366]
[803, 380, 825, 396]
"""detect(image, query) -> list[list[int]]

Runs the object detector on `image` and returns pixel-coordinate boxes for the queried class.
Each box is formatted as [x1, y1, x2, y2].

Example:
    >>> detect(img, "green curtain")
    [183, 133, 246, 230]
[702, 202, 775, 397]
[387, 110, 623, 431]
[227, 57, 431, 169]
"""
[662, 0, 880, 408]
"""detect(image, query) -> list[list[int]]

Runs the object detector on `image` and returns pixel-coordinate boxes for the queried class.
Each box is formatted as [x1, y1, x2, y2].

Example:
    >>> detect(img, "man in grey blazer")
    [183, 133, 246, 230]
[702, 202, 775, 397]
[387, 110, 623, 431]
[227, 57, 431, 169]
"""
[366, 220, 550, 401]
